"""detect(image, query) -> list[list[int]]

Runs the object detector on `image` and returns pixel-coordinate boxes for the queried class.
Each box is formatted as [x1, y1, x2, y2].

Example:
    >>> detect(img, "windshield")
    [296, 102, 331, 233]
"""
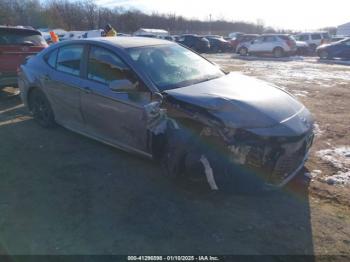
[127, 44, 224, 91]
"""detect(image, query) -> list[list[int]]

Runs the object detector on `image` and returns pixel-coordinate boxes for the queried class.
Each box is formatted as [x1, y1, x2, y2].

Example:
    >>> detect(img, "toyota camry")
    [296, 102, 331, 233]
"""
[18, 37, 314, 191]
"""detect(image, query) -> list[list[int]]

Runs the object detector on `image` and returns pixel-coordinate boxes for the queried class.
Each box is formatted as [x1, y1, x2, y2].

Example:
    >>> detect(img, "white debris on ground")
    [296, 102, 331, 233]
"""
[316, 146, 350, 185]
[313, 123, 324, 137]
[292, 90, 309, 97]
[304, 170, 322, 179]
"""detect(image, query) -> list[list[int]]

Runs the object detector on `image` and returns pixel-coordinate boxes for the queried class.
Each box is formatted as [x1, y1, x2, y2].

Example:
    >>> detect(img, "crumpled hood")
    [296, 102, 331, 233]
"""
[165, 72, 305, 129]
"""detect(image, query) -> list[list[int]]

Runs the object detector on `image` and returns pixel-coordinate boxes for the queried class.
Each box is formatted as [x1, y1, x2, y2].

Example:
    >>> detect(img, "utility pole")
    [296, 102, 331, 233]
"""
[209, 14, 212, 34]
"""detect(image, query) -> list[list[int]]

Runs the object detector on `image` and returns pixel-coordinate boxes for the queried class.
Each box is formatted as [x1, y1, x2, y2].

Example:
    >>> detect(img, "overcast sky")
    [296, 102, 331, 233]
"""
[96, 0, 350, 30]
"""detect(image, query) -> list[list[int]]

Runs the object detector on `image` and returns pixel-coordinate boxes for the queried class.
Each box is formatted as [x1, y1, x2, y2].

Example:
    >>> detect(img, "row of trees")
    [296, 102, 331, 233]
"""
[0, 0, 335, 35]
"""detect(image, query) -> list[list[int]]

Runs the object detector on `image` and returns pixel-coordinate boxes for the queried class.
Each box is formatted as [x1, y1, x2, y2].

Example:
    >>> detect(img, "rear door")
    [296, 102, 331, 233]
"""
[42, 44, 85, 130]
[80, 45, 152, 154]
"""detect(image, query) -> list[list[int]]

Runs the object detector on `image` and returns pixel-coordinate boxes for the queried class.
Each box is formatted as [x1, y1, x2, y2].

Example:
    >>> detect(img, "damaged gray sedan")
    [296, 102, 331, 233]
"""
[18, 37, 314, 191]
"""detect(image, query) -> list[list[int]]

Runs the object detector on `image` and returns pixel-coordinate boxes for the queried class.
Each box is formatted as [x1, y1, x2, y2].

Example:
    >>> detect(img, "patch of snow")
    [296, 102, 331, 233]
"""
[208, 54, 350, 88]
[323, 171, 350, 185]
[316, 146, 350, 185]
[304, 169, 322, 179]
[313, 123, 323, 137]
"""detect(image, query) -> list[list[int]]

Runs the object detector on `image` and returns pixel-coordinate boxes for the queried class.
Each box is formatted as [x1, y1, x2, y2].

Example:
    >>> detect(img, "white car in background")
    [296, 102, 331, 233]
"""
[294, 32, 331, 51]
[82, 29, 104, 38]
[61, 31, 85, 41]
[238, 34, 297, 58]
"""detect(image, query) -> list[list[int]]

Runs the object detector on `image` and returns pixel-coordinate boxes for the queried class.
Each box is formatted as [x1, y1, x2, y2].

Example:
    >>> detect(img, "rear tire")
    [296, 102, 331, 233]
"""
[28, 88, 55, 128]
[273, 47, 284, 58]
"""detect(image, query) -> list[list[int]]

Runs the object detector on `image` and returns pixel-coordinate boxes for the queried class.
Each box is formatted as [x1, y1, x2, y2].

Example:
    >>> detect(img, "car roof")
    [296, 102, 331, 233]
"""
[296, 32, 329, 35]
[260, 34, 289, 36]
[60, 36, 173, 49]
[0, 26, 41, 34]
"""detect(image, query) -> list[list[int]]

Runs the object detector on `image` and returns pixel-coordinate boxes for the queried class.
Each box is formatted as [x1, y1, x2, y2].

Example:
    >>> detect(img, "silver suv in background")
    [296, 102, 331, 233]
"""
[238, 34, 297, 58]
[294, 32, 331, 51]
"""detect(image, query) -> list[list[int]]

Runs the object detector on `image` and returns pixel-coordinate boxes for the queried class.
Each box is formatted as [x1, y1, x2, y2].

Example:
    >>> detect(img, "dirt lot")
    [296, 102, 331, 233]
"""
[0, 55, 349, 257]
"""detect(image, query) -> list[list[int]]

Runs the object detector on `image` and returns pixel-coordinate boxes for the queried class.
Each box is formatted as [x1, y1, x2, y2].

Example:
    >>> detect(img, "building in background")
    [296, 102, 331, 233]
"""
[337, 22, 350, 36]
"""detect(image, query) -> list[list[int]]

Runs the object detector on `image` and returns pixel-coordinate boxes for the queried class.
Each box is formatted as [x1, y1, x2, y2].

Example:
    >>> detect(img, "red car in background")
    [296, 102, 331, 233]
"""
[0, 26, 47, 89]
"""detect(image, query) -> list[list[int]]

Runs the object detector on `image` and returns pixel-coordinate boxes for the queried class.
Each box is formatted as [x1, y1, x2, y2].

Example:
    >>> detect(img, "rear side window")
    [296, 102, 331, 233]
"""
[264, 36, 276, 42]
[87, 46, 131, 84]
[45, 49, 58, 68]
[311, 34, 321, 40]
[56, 45, 84, 76]
[0, 30, 46, 46]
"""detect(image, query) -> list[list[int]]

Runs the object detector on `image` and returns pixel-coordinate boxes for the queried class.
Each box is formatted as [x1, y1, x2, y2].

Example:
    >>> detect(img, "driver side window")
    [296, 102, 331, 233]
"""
[87, 46, 140, 87]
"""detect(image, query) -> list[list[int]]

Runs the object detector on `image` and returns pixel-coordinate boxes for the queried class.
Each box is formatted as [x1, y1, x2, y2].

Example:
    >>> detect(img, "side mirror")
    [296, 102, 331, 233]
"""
[109, 79, 136, 92]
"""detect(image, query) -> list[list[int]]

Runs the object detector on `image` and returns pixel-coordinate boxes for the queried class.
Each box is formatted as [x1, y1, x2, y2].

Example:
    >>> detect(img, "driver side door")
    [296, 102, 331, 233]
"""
[80, 45, 153, 155]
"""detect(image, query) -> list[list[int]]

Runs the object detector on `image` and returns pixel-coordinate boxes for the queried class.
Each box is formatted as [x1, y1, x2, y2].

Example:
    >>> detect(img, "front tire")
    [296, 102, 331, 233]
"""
[28, 88, 55, 128]
[319, 50, 330, 60]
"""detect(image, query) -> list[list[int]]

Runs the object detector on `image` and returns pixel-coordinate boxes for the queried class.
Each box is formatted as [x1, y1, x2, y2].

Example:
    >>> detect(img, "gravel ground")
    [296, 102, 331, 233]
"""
[0, 54, 349, 257]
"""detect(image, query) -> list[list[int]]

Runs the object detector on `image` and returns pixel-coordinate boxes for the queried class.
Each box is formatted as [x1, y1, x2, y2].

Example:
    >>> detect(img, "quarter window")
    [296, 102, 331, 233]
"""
[45, 49, 58, 68]
[87, 46, 133, 85]
[56, 45, 83, 76]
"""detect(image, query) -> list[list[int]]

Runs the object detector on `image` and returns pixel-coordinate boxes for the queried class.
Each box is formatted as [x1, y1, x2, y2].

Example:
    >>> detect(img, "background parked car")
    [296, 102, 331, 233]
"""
[0, 26, 47, 89]
[238, 34, 297, 58]
[177, 34, 210, 53]
[316, 37, 350, 60]
[234, 34, 259, 53]
[205, 36, 232, 52]
[331, 36, 347, 42]
[295, 39, 310, 55]
[294, 32, 331, 52]
[82, 29, 104, 38]
[228, 32, 243, 39]
[61, 31, 85, 41]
